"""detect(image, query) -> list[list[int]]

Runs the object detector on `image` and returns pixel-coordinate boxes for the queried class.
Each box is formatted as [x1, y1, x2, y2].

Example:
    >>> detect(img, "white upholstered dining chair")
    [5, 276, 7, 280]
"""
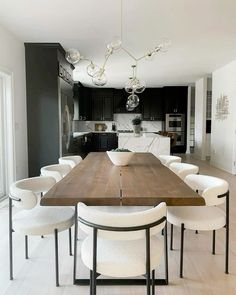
[59, 155, 82, 168]
[167, 174, 229, 277]
[78, 202, 167, 295]
[169, 162, 199, 180]
[9, 176, 75, 286]
[40, 163, 71, 182]
[157, 155, 181, 167]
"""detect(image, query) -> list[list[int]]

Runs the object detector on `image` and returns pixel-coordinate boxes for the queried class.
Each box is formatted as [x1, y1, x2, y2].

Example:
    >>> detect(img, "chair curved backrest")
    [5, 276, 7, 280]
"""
[78, 202, 166, 241]
[184, 174, 229, 206]
[158, 155, 181, 167]
[59, 155, 82, 168]
[9, 176, 56, 210]
[169, 162, 199, 180]
[40, 164, 71, 182]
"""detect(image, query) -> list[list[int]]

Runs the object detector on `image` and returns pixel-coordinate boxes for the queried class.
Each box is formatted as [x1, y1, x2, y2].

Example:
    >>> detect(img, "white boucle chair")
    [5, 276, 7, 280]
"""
[78, 202, 167, 295]
[167, 174, 229, 278]
[40, 163, 71, 182]
[59, 155, 82, 168]
[169, 162, 199, 181]
[9, 176, 75, 286]
[157, 155, 181, 167]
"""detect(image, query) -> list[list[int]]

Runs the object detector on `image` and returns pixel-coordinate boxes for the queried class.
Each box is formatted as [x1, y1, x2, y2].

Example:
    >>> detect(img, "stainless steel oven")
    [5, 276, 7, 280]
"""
[165, 113, 185, 146]
[165, 114, 185, 132]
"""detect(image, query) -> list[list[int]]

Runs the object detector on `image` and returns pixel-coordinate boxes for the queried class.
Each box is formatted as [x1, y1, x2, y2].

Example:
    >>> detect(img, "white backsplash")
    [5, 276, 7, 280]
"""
[73, 113, 163, 132]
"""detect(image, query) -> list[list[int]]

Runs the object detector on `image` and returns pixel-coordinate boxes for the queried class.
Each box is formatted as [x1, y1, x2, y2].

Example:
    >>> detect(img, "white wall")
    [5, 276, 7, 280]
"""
[0, 25, 27, 180]
[211, 60, 236, 174]
[194, 77, 207, 160]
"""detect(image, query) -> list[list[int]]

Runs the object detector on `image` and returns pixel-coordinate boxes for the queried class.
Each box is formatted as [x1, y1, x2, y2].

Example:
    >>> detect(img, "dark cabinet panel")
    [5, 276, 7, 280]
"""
[74, 84, 92, 120]
[163, 86, 188, 114]
[25, 43, 74, 177]
[91, 133, 118, 152]
[142, 88, 164, 121]
[92, 96, 104, 121]
[103, 96, 113, 120]
[92, 89, 113, 120]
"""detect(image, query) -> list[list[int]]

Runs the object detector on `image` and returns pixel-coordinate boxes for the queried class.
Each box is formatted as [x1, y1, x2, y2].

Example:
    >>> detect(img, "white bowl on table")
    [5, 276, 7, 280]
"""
[106, 151, 134, 166]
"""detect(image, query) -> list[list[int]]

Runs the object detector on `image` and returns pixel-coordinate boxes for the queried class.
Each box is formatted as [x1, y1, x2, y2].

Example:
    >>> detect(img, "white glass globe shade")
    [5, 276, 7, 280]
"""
[127, 94, 139, 108]
[87, 63, 100, 77]
[92, 70, 107, 86]
[65, 49, 81, 65]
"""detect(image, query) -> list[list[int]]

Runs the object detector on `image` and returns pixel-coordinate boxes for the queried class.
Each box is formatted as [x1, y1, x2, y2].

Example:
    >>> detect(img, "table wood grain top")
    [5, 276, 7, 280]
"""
[41, 152, 205, 207]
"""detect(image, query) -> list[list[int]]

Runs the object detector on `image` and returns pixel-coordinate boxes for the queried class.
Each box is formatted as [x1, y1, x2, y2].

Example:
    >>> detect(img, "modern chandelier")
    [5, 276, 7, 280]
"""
[65, 0, 171, 111]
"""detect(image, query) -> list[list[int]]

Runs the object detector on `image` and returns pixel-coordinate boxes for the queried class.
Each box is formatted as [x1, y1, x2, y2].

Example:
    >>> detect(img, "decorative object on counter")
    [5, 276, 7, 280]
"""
[107, 149, 134, 166]
[132, 116, 142, 135]
[65, 0, 170, 88]
[110, 148, 131, 152]
[95, 123, 107, 131]
[215, 94, 229, 121]
[112, 122, 117, 131]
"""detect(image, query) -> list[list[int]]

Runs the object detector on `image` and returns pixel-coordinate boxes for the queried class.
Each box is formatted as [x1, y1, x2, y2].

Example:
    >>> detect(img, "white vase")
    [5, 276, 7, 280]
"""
[133, 124, 141, 135]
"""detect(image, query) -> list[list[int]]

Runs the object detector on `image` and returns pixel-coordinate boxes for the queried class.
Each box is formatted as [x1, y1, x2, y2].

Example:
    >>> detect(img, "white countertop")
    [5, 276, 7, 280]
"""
[73, 132, 91, 137]
[118, 132, 163, 138]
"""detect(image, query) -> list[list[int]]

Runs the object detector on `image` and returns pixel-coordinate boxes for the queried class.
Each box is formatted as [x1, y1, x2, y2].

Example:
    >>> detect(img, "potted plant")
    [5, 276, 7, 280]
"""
[132, 116, 142, 135]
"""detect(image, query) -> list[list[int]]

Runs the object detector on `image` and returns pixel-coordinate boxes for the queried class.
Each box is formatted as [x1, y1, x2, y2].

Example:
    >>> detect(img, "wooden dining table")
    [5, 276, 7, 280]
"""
[41, 152, 204, 207]
[40, 152, 205, 287]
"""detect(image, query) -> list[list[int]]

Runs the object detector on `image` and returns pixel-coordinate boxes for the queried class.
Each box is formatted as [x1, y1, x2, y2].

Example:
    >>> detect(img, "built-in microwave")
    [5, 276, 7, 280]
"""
[165, 114, 185, 132]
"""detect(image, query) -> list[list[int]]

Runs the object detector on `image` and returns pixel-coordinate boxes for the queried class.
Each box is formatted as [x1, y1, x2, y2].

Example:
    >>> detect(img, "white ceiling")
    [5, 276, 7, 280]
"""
[1, 0, 236, 87]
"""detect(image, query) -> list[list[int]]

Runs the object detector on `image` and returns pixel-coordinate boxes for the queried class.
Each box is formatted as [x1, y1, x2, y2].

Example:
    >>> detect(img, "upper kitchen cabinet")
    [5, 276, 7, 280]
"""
[113, 89, 141, 113]
[142, 88, 164, 121]
[163, 86, 188, 114]
[91, 88, 113, 121]
[25, 43, 74, 177]
[74, 84, 92, 120]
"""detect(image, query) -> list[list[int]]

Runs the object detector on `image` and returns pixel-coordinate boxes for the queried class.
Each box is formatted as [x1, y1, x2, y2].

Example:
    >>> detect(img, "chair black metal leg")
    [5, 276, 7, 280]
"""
[226, 225, 229, 274]
[41, 235, 44, 238]
[195, 230, 198, 234]
[180, 223, 184, 278]
[92, 228, 97, 295]
[146, 229, 151, 295]
[170, 224, 173, 250]
[212, 230, 216, 255]
[9, 197, 13, 280]
[90, 270, 93, 295]
[164, 223, 169, 284]
[69, 228, 72, 256]
[25, 235, 29, 259]
[73, 205, 78, 284]
[225, 192, 229, 274]
[54, 229, 59, 287]
[151, 270, 155, 295]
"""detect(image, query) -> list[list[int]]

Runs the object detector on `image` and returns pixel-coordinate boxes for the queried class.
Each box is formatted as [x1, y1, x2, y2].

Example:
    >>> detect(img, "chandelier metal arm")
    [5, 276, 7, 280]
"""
[121, 47, 138, 61]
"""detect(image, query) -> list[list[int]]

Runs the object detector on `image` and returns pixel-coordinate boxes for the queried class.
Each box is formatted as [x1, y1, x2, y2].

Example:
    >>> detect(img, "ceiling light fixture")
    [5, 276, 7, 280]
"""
[65, 0, 171, 110]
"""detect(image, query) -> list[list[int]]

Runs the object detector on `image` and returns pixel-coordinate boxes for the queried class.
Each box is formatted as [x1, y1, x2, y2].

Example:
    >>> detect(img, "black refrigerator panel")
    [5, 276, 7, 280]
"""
[60, 78, 74, 156]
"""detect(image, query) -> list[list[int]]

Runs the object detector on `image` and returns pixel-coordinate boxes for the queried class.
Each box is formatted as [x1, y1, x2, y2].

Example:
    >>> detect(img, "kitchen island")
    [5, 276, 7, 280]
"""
[118, 132, 170, 157]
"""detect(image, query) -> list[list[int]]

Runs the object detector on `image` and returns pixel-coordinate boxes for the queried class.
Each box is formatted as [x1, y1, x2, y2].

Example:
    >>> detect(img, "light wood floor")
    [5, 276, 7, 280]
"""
[0, 155, 236, 295]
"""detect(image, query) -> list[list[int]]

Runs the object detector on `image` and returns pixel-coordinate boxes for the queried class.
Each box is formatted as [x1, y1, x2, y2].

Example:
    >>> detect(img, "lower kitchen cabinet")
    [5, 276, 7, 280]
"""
[91, 133, 118, 152]
[73, 133, 93, 158]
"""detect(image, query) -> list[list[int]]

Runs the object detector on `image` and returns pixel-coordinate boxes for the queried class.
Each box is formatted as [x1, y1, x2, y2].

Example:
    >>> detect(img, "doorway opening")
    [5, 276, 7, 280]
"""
[0, 69, 15, 201]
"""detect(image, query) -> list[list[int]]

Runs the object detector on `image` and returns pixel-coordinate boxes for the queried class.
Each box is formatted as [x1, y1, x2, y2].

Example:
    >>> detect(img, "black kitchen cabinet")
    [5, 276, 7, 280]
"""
[91, 133, 118, 152]
[142, 88, 164, 121]
[113, 89, 141, 113]
[25, 43, 74, 176]
[74, 84, 92, 120]
[73, 133, 93, 158]
[91, 89, 113, 121]
[163, 86, 188, 114]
